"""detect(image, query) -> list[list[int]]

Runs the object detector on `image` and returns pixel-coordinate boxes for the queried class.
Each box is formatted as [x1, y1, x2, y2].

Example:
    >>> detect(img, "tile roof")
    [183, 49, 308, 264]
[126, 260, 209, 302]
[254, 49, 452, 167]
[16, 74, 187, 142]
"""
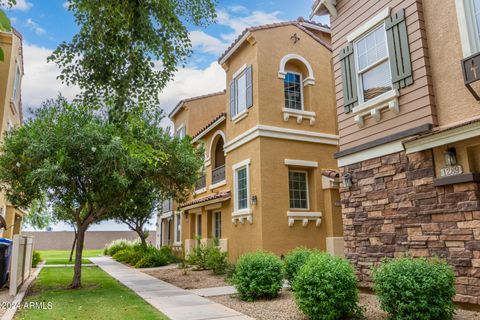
[192, 112, 226, 140]
[178, 190, 231, 209]
[168, 90, 226, 119]
[218, 18, 331, 64]
[322, 169, 340, 179]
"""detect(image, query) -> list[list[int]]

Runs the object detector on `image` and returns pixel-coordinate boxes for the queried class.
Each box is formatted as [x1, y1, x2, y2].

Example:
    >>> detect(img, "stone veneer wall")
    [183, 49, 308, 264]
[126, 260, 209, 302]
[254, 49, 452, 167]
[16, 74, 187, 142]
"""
[340, 150, 480, 304]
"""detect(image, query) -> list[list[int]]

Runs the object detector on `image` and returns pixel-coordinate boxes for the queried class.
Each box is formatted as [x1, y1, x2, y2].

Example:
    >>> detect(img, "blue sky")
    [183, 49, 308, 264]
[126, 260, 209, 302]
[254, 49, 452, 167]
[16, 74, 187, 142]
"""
[5, 0, 327, 230]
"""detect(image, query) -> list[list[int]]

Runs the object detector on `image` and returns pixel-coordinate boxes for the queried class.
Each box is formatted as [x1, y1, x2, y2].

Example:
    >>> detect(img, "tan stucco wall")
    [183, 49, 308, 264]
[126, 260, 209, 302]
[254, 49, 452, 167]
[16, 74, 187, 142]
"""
[423, 0, 480, 126]
[433, 136, 480, 176]
[172, 92, 226, 137]
[168, 23, 341, 261]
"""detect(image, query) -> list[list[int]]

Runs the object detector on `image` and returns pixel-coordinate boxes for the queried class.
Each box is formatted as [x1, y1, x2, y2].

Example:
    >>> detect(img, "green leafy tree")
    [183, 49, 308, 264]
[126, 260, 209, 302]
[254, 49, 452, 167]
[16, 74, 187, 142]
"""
[49, 0, 217, 119]
[0, 97, 203, 288]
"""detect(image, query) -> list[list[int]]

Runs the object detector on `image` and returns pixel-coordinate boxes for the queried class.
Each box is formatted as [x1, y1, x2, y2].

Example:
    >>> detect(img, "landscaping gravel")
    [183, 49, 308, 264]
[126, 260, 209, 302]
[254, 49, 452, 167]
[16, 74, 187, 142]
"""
[211, 290, 480, 320]
[142, 267, 227, 289]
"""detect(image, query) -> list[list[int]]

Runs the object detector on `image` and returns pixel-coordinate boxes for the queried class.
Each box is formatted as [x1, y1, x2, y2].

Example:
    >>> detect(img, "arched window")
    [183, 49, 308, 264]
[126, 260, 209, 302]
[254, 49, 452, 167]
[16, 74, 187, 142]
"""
[211, 132, 226, 185]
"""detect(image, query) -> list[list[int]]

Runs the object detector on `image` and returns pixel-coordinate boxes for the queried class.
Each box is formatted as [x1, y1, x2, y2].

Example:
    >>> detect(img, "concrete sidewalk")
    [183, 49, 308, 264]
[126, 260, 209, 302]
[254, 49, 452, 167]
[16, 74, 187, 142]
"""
[90, 257, 252, 320]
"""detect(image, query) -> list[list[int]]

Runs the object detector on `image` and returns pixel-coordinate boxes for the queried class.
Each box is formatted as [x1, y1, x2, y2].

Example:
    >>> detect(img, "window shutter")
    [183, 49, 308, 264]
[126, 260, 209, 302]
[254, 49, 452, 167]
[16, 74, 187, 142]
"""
[229, 80, 236, 119]
[246, 65, 253, 109]
[339, 43, 358, 113]
[386, 9, 413, 89]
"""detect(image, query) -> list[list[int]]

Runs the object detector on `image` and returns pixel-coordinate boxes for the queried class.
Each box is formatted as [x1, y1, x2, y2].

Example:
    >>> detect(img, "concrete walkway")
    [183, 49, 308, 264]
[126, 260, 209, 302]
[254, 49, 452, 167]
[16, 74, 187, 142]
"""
[188, 286, 237, 298]
[90, 257, 253, 320]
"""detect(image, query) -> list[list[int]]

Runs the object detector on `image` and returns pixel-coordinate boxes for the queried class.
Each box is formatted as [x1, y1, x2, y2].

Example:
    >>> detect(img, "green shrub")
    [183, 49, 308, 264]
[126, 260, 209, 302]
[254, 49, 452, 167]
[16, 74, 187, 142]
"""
[372, 257, 456, 320]
[32, 251, 41, 268]
[225, 263, 236, 283]
[135, 251, 169, 268]
[125, 248, 147, 266]
[205, 246, 228, 275]
[104, 239, 131, 256]
[112, 248, 134, 262]
[187, 243, 209, 270]
[284, 247, 314, 285]
[293, 252, 362, 320]
[231, 251, 283, 301]
[159, 245, 178, 263]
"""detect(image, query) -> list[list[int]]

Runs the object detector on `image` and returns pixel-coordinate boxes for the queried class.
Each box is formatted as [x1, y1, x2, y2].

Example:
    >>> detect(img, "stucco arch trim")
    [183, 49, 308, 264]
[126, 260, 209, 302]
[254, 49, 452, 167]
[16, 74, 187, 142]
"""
[278, 53, 315, 86]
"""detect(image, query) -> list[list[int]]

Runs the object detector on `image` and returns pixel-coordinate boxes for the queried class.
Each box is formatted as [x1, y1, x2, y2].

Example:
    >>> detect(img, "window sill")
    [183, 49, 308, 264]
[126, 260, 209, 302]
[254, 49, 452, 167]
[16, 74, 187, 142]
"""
[287, 211, 322, 227]
[282, 108, 316, 125]
[232, 209, 253, 225]
[194, 187, 207, 195]
[232, 110, 248, 124]
[209, 180, 226, 190]
[352, 89, 399, 127]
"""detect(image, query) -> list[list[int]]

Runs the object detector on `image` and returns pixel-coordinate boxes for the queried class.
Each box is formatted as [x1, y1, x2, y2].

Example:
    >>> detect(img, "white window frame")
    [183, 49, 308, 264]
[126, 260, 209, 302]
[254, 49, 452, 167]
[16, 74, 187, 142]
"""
[212, 211, 221, 239]
[231, 64, 249, 119]
[288, 170, 310, 210]
[176, 124, 186, 138]
[353, 24, 393, 105]
[174, 212, 181, 244]
[284, 71, 305, 111]
[232, 159, 251, 214]
[456, 0, 480, 57]
[12, 64, 21, 103]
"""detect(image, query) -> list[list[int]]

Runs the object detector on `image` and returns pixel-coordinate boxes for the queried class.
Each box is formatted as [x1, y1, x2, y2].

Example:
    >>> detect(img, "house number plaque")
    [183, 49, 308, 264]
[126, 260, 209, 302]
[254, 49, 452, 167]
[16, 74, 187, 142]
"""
[440, 165, 463, 177]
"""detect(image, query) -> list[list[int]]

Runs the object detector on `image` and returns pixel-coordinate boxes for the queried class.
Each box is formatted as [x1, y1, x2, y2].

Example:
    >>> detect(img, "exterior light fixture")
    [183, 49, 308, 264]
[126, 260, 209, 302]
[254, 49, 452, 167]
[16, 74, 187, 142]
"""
[251, 195, 257, 205]
[444, 147, 457, 166]
[342, 173, 353, 189]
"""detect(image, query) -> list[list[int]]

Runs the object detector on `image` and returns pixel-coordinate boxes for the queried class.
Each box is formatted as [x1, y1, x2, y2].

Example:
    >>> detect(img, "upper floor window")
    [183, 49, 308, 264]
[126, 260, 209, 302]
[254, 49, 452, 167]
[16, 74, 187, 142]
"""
[284, 72, 304, 110]
[288, 170, 309, 210]
[230, 65, 253, 119]
[176, 125, 186, 139]
[354, 25, 392, 103]
[456, 0, 480, 57]
[12, 64, 21, 102]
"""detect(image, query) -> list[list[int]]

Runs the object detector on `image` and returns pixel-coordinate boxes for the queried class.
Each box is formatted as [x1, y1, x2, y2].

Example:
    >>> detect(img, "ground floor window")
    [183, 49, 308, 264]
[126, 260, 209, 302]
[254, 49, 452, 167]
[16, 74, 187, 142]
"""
[196, 214, 202, 238]
[175, 213, 181, 243]
[288, 170, 309, 209]
[213, 212, 221, 239]
[167, 219, 172, 243]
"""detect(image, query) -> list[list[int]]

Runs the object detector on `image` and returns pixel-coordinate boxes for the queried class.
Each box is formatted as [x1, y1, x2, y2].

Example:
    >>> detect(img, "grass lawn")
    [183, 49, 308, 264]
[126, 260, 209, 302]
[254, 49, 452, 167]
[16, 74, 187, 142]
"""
[15, 267, 168, 320]
[38, 249, 104, 265]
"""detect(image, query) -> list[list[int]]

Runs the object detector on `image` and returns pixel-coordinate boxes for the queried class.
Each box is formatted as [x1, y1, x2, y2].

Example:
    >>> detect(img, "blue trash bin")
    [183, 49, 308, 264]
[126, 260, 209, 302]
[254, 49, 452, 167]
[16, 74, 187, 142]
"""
[0, 238, 13, 287]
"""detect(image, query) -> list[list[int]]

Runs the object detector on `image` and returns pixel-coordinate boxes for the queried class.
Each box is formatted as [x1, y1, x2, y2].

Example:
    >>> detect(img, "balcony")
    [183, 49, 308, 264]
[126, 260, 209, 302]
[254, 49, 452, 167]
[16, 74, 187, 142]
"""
[212, 165, 226, 185]
[196, 175, 206, 191]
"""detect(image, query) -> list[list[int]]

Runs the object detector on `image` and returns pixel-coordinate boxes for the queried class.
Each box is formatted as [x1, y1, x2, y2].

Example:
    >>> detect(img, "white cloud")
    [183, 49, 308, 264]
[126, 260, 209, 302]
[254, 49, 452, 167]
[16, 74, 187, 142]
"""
[229, 5, 247, 13]
[62, 1, 70, 9]
[9, 0, 32, 11]
[25, 18, 45, 35]
[218, 9, 282, 42]
[190, 30, 228, 55]
[21, 43, 79, 113]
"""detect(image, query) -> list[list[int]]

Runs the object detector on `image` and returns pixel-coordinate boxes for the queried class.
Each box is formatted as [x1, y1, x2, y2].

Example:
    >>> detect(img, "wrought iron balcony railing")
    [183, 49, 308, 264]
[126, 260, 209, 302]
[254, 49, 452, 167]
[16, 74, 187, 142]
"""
[212, 165, 226, 185]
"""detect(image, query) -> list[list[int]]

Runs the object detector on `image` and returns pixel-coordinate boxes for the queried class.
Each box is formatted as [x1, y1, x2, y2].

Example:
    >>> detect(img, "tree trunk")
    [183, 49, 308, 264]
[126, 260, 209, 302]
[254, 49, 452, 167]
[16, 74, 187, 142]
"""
[69, 230, 77, 262]
[71, 226, 86, 289]
[135, 228, 147, 249]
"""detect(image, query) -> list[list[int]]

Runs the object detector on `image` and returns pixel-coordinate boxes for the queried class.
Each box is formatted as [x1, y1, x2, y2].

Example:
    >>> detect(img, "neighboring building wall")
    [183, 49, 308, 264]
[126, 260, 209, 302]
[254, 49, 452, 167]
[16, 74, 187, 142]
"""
[24, 231, 157, 250]
[331, 0, 436, 152]
[0, 28, 23, 239]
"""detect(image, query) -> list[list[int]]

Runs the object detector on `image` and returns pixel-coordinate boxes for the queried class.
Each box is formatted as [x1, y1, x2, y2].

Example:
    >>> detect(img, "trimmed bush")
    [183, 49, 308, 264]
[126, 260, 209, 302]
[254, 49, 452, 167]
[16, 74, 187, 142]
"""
[104, 239, 131, 256]
[231, 251, 283, 301]
[112, 248, 134, 262]
[373, 257, 456, 320]
[32, 251, 41, 268]
[205, 246, 228, 275]
[135, 251, 169, 268]
[284, 247, 314, 285]
[293, 252, 362, 320]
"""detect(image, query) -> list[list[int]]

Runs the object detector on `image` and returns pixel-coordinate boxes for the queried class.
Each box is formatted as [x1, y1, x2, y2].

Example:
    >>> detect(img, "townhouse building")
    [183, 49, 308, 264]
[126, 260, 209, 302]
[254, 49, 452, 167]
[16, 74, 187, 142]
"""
[0, 20, 24, 239]
[157, 19, 343, 260]
[312, 0, 480, 304]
